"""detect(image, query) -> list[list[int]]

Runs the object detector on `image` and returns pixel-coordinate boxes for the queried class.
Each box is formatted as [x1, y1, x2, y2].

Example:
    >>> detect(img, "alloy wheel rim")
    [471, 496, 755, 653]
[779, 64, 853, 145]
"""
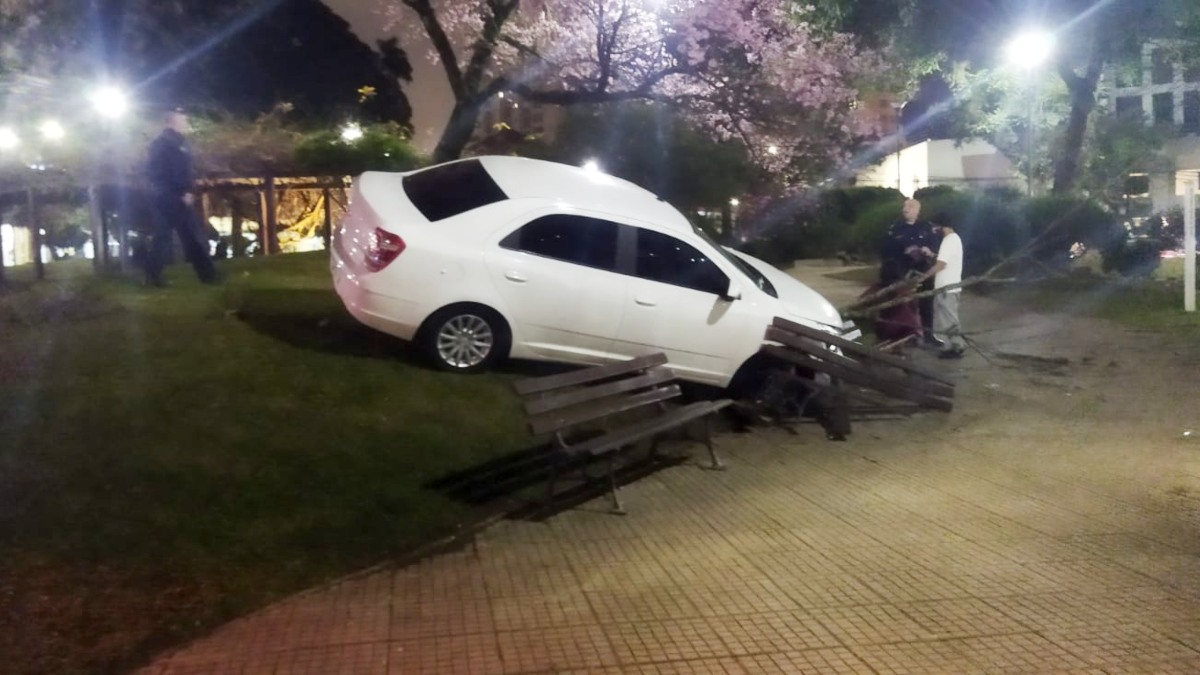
[436, 314, 494, 368]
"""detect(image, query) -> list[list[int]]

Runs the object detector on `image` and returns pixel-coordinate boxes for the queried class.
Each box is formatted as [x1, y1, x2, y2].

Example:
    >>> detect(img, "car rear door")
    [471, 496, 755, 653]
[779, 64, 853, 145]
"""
[482, 213, 628, 363]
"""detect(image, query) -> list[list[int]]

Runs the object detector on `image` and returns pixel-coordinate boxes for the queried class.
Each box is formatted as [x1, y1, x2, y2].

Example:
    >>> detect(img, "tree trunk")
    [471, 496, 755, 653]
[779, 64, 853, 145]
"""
[433, 99, 487, 163]
[1053, 41, 1105, 195]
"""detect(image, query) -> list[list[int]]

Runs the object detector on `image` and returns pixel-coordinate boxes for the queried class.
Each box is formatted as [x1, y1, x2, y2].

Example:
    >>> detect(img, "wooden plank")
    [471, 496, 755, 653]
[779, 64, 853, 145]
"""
[524, 366, 675, 416]
[770, 316, 952, 386]
[568, 399, 732, 457]
[765, 327, 955, 399]
[528, 384, 680, 436]
[514, 353, 669, 395]
[762, 346, 953, 412]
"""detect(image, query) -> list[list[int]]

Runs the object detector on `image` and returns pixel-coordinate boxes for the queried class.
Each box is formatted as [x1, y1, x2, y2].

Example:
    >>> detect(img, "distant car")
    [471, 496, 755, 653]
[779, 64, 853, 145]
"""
[331, 156, 858, 388]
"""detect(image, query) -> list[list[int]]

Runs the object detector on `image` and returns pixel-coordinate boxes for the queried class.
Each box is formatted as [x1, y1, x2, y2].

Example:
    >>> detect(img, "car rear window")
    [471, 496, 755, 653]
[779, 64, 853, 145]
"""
[402, 159, 508, 222]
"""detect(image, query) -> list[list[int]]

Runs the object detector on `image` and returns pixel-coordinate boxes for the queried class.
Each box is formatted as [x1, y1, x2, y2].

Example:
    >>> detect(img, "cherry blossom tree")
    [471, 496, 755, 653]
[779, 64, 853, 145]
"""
[385, 0, 884, 178]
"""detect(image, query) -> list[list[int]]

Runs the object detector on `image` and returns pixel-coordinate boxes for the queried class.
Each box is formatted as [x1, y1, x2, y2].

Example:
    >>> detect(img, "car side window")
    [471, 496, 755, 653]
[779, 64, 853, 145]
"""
[634, 228, 728, 295]
[499, 215, 619, 271]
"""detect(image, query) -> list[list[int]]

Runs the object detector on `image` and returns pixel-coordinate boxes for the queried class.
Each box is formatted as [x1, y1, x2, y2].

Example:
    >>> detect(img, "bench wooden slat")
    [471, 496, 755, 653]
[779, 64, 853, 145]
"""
[524, 366, 676, 416]
[770, 316, 952, 386]
[765, 326, 955, 399]
[513, 353, 669, 396]
[762, 346, 953, 412]
[527, 384, 681, 436]
[566, 400, 733, 458]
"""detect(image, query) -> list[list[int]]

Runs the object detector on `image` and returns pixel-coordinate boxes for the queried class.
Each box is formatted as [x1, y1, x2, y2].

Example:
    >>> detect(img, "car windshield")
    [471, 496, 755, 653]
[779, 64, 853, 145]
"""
[402, 159, 509, 222]
[691, 225, 778, 298]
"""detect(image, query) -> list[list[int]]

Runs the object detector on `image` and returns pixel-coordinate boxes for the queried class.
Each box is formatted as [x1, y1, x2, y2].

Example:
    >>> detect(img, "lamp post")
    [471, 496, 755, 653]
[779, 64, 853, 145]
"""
[1005, 29, 1055, 196]
[86, 83, 131, 270]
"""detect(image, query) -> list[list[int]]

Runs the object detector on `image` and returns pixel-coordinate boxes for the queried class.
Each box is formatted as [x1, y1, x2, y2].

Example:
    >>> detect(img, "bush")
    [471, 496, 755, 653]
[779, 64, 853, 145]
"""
[1025, 196, 1122, 270]
[734, 186, 904, 264]
[294, 125, 422, 175]
[850, 186, 1024, 277]
[1103, 238, 1161, 277]
[919, 190, 1025, 277]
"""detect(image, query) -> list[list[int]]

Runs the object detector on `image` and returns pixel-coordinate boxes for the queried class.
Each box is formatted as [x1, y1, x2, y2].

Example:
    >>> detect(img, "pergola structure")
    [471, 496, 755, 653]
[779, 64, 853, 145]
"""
[0, 171, 350, 282]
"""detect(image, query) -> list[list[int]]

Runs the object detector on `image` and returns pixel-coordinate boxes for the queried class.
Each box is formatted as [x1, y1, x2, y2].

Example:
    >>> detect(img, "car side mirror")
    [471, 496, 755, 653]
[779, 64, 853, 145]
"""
[720, 281, 742, 302]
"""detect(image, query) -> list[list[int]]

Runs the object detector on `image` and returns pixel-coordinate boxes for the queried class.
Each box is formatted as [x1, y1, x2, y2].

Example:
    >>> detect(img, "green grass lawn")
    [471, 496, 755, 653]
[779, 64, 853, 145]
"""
[980, 272, 1200, 333]
[0, 254, 530, 674]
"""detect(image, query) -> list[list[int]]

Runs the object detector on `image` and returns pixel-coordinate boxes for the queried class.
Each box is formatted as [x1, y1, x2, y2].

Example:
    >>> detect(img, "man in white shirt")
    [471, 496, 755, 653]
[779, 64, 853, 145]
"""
[916, 213, 966, 359]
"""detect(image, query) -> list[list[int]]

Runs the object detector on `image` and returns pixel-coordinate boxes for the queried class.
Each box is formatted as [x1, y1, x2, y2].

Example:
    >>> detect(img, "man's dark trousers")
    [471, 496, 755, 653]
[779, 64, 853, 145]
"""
[146, 195, 216, 285]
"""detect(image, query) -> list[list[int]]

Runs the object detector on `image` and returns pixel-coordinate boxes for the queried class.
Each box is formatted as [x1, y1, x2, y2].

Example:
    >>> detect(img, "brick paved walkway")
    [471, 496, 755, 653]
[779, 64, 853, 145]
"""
[140, 267, 1200, 675]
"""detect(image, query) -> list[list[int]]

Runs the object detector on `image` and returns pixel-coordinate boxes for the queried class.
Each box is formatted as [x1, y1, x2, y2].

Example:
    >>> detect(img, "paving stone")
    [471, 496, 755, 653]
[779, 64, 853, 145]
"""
[1041, 622, 1200, 669]
[897, 598, 1031, 639]
[495, 625, 617, 672]
[489, 591, 596, 630]
[851, 638, 985, 674]
[809, 604, 932, 644]
[389, 633, 503, 675]
[735, 647, 876, 674]
[676, 579, 800, 617]
[854, 568, 975, 603]
[712, 611, 840, 654]
[603, 617, 732, 664]
[956, 632, 1091, 672]
[272, 642, 390, 675]
[770, 571, 885, 609]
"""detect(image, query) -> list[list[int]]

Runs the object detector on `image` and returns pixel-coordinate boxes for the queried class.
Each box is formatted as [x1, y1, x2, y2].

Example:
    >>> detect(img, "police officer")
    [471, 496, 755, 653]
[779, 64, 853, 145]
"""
[144, 108, 218, 286]
[882, 198, 941, 346]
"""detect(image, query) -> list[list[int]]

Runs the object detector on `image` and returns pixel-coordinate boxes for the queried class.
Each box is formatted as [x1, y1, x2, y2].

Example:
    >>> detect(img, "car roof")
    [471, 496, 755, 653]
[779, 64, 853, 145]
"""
[473, 156, 693, 233]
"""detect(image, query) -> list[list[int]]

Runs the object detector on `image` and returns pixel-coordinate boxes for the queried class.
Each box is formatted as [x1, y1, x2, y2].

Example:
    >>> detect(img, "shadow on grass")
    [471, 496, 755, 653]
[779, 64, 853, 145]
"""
[425, 441, 686, 522]
[231, 288, 422, 362]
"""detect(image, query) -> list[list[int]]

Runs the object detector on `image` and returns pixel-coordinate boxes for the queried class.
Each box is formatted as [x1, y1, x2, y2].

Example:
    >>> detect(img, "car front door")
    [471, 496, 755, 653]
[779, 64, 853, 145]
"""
[611, 226, 762, 385]
[483, 213, 627, 363]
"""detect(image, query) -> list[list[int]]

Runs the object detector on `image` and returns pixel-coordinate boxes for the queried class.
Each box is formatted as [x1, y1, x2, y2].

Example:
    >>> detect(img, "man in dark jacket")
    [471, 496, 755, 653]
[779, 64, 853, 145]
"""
[881, 198, 941, 346]
[144, 108, 217, 286]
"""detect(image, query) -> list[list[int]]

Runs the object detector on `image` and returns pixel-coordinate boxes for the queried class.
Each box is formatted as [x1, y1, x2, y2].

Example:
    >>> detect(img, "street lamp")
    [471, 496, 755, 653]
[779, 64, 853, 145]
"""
[0, 127, 19, 151]
[1005, 29, 1055, 196]
[89, 85, 130, 119]
[340, 122, 364, 142]
[39, 120, 65, 143]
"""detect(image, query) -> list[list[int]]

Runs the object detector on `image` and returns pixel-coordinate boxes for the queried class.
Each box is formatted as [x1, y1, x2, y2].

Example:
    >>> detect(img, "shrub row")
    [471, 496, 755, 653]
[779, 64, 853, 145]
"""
[735, 185, 1157, 278]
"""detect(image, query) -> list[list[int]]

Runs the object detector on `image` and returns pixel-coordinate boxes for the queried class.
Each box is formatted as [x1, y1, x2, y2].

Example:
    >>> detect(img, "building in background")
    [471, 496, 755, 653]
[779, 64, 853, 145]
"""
[855, 138, 1019, 197]
[1108, 42, 1200, 213]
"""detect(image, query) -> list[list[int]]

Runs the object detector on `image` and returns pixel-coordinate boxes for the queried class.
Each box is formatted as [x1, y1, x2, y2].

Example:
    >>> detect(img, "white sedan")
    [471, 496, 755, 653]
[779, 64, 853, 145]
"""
[331, 156, 857, 389]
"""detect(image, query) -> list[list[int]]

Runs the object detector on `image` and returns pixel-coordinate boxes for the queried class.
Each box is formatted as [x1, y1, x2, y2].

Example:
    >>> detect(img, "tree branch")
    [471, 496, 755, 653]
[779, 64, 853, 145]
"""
[401, 0, 465, 98]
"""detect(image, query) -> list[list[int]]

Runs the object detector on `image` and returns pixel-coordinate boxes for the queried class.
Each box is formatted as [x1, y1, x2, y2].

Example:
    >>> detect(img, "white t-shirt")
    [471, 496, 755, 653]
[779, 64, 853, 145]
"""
[934, 232, 963, 293]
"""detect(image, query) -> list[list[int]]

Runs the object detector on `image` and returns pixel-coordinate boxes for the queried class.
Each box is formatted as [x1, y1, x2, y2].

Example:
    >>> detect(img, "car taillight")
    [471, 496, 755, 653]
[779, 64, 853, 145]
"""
[365, 228, 405, 272]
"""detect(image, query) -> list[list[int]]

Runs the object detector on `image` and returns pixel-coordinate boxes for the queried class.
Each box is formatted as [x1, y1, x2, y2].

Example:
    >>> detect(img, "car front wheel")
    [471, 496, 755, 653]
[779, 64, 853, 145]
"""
[419, 304, 510, 373]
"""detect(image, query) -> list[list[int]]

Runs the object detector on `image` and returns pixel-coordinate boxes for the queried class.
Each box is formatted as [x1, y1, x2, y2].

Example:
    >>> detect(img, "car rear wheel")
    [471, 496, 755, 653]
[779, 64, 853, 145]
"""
[419, 304, 510, 373]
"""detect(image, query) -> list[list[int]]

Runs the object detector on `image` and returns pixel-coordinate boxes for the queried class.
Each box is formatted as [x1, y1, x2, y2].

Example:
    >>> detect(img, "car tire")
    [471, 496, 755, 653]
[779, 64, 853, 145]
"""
[418, 304, 510, 374]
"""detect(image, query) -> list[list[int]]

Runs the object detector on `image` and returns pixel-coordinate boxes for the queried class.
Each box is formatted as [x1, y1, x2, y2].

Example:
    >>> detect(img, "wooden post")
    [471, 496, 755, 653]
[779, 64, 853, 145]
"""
[231, 190, 245, 258]
[322, 185, 333, 253]
[87, 184, 104, 273]
[260, 176, 277, 255]
[1185, 179, 1196, 313]
[28, 188, 45, 280]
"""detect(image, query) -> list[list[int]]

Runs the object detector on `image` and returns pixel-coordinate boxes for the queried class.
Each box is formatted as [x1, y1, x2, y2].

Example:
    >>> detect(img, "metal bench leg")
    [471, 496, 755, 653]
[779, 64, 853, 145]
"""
[606, 455, 626, 515]
[702, 416, 726, 471]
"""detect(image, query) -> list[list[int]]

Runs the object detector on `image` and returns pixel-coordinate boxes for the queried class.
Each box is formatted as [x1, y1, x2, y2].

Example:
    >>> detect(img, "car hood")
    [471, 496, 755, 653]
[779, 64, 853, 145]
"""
[727, 249, 845, 331]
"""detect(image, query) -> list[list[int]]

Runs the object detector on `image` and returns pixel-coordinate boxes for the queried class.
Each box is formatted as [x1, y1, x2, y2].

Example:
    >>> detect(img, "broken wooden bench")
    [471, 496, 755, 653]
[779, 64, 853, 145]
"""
[762, 315, 956, 415]
[512, 353, 732, 514]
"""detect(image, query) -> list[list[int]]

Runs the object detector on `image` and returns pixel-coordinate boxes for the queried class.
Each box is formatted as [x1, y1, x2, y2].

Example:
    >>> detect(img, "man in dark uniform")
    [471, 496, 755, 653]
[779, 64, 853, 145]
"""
[144, 108, 217, 286]
[881, 198, 941, 346]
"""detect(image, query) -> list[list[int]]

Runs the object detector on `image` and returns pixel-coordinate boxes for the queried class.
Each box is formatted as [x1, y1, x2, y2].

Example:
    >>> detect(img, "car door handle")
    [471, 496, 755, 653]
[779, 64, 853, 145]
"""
[504, 271, 527, 283]
[635, 297, 657, 307]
